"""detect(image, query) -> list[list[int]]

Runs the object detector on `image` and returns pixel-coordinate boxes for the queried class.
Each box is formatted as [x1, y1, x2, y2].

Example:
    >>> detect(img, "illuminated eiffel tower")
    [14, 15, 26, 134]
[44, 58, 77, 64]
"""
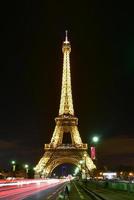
[35, 31, 96, 177]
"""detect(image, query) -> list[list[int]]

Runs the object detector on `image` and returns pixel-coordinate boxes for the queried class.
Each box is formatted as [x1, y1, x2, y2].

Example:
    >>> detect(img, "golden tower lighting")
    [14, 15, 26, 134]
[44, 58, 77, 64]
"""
[34, 32, 96, 177]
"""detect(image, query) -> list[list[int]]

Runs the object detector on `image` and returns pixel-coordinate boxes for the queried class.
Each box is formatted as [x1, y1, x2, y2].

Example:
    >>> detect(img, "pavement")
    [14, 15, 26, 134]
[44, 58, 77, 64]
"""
[58, 180, 134, 200]
[57, 181, 95, 200]
[79, 180, 134, 200]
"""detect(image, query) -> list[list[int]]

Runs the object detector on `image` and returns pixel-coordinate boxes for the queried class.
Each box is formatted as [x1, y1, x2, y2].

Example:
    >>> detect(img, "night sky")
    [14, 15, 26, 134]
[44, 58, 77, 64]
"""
[0, 1, 134, 170]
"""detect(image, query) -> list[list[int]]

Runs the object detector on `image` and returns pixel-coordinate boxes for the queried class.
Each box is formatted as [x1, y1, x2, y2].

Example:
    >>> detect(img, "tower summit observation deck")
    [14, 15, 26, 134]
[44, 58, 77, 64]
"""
[35, 32, 96, 177]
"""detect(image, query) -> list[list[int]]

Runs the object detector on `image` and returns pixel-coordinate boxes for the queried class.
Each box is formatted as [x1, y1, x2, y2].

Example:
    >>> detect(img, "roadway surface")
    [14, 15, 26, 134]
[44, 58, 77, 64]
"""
[0, 179, 100, 200]
[0, 179, 134, 200]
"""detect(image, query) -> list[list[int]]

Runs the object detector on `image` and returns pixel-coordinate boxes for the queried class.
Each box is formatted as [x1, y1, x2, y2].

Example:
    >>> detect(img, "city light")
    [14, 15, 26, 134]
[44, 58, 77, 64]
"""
[24, 164, 29, 169]
[92, 136, 99, 143]
[79, 160, 83, 164]
[11, 161, 16, 165]
[11, 160, 16, 172]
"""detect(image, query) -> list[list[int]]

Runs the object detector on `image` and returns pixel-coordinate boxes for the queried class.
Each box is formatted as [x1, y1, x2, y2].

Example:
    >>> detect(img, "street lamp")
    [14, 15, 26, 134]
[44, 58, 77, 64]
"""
[74, 167, 80, 175]
[24, 164, 29, 178]
[79, 160, 83, 179]
[83, 154, 87, 180]
[91, 136, 99, 167]
[11, 161, 16, 171]
[11, 161, 16, 177]
[92, 136, 99, 143]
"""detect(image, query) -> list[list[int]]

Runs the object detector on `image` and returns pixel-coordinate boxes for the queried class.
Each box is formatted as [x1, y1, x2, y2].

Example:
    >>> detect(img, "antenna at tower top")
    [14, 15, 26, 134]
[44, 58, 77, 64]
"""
[65, 30, 68, 42]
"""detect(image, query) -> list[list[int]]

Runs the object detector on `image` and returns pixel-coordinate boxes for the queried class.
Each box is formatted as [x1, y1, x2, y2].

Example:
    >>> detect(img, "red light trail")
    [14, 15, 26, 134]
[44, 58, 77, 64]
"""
[0, 179, 67, 200]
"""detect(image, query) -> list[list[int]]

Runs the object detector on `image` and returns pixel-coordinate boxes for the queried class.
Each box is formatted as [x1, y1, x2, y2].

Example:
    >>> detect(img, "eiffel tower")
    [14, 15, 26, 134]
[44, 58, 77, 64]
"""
[35, 31, 96, 177]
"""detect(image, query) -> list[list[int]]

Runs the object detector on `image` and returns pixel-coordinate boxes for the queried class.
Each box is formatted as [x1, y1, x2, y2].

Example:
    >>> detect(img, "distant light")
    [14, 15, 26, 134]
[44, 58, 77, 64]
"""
[103, 172, 117, 175]
[92, 136, 99, 143]
[11, 161, 15, 164]
[24, 164, 29, 169]
[79, 160, 83, 164]
[103, 172, 117, 179]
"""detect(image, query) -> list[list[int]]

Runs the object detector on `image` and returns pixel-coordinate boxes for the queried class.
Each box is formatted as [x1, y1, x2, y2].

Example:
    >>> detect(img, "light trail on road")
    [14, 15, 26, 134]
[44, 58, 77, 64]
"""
[0, 179, 68, 200]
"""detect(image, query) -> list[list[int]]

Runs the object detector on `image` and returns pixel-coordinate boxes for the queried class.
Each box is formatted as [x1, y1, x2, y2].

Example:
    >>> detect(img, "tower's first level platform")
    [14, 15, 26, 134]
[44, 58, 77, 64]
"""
[44, 143, 87, 150]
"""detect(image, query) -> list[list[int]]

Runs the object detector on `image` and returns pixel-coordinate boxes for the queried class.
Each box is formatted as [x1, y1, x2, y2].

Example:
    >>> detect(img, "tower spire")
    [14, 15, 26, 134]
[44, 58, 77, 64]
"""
[65, 30, 68, 43]
[59, 31, 74, 115]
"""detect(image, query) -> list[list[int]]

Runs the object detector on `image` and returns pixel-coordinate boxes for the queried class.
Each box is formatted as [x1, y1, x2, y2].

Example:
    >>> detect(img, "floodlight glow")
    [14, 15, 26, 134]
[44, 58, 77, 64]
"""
[92, 136, 99, 143]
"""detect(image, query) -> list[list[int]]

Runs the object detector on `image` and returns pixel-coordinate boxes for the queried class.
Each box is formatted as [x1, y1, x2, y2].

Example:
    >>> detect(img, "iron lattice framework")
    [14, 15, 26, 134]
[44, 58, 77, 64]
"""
[35, 32, 96, 177]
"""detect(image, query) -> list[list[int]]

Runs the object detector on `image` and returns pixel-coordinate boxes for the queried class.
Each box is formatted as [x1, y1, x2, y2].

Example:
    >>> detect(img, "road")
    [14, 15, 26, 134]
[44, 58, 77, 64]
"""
[1, 179, 133, 200]
[0, 179, 101, 200]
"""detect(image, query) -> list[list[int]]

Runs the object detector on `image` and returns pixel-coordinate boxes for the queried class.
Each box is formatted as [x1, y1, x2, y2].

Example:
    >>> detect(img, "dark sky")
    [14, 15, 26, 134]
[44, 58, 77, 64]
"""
[0, 1, 134, 169]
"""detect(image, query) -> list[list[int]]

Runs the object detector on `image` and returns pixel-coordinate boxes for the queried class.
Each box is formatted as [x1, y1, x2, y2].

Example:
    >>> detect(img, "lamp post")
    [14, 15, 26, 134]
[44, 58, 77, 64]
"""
[11, 160, 16, 177]
[24, 164, 29, 178]
[91, 136, 99, 171]
[74, 166, 80, 176]
[79, 160, 83, 179]
[91, 136, 99, 159]
[83, 153, 87, 180]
